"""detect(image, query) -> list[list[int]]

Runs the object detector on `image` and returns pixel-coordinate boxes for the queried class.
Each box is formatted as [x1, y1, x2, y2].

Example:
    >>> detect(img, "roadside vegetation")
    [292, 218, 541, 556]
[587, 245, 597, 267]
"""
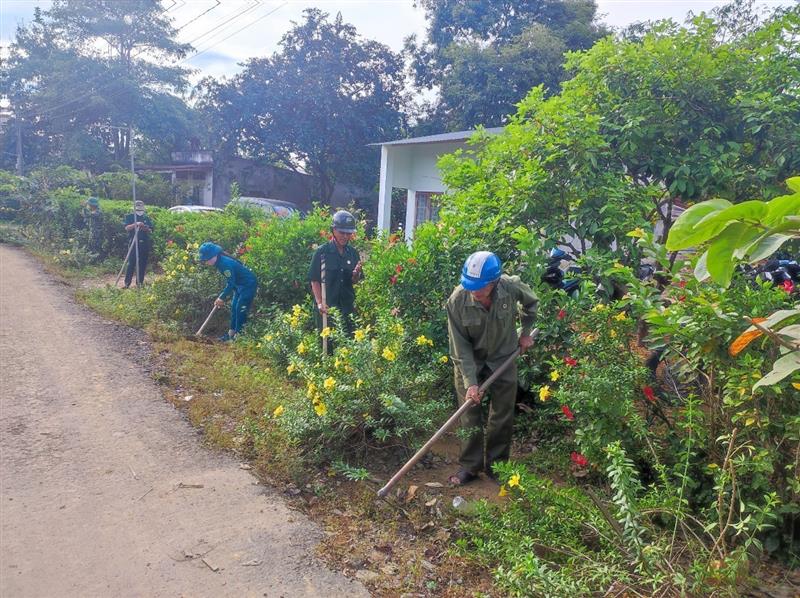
[2, 2, 799, 597]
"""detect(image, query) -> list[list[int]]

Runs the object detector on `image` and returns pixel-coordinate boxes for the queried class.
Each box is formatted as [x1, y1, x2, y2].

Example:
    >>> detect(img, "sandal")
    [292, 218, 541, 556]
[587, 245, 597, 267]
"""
[448, 468, 479, 486]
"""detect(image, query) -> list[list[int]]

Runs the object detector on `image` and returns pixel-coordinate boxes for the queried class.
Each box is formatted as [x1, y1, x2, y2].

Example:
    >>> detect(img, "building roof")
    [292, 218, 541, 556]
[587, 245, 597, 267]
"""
[369, 127, 504, 147]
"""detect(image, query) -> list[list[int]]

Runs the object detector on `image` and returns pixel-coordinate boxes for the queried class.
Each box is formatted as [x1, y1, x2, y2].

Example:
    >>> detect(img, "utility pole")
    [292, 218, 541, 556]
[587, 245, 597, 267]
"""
[15, 117, 23, 176]
[130, 124, 140, 287]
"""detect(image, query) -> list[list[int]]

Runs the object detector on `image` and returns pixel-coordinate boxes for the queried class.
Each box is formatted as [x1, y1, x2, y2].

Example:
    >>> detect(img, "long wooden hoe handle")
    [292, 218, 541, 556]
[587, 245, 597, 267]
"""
[195, 305, 218, 337]
[377, 328, 539, 498]
[321, 255, 328, 356]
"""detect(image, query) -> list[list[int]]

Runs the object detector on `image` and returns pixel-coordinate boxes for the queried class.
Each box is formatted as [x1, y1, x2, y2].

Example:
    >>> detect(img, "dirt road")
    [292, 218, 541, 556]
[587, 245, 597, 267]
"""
[0, 246, 367, 597]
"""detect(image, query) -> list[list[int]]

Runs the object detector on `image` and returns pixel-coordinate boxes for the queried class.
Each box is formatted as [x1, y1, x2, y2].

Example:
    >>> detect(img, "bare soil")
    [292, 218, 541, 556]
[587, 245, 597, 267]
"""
[0, 245, 367, 597]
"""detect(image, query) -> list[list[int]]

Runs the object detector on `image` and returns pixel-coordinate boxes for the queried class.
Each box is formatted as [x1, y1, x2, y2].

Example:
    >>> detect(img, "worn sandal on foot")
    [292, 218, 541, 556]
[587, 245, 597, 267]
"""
[448, 469, 479, 486]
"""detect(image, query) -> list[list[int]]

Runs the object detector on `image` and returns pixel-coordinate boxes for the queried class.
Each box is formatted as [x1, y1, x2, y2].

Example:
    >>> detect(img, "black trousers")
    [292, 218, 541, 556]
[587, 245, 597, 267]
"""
[124, 243, 150, 287]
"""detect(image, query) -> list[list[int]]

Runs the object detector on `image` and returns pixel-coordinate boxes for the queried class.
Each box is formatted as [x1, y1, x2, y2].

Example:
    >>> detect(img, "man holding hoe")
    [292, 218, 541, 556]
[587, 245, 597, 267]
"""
[446, 251, 538, 486]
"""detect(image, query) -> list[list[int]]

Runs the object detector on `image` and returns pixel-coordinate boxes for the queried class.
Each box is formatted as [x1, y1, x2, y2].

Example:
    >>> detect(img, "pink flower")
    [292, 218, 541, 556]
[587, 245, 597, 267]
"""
[643, 386, 656, 402]
[395, 264, 403, 274]
[166, 239, 174, 246]
[783, 279, 794, 294]
[570, 452, 589, 467]
[557, 309, 566, 320]
[390, 275, 398, 285]
[564, 357, 577, 367]
[561, 405, 575, 421]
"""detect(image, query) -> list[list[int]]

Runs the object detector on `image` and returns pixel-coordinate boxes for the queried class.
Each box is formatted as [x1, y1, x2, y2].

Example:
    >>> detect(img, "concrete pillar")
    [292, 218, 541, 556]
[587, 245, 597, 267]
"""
[376, 145, 393, 235]
[404, 189, 417, 242]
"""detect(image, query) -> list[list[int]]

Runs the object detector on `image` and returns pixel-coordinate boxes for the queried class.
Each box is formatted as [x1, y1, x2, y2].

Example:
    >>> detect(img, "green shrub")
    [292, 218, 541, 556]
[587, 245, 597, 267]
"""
[150, 209, 249, 262]
[93, 170, 176, 206]
[253, 304, 451, 460]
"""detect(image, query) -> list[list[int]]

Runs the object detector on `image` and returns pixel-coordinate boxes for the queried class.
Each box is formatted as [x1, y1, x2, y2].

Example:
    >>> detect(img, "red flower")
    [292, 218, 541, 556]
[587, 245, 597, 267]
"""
[564, 357, 578, 367]
[395, 264, 403, 274]
[561, 405, 575, 421]
[557, 309, 567, 320]
[390, 275, 398, 285]
[677, 280, 687, 289]
[643, 386, 656, 402]
[678, 295, 686, 302]
[783, 279, 795, 294]
[570, 452, 589, 467]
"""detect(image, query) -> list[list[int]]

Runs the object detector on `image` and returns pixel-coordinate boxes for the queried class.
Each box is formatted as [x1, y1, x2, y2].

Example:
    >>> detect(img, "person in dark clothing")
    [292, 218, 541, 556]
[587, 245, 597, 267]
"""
[123, 200, 153, 288]
[198, 242, 258, 342]
[82, 197, 104, 260]
[308, 210, 362, 338]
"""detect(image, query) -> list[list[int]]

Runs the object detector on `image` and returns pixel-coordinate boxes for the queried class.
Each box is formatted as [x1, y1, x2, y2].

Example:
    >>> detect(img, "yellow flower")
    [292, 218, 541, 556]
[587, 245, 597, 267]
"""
[610, 329, 618, 338]
[314, 401, 327, 417]
[439, 355, 449, 364]
[356, 379, 364, 388]
[338, 348, 350, 357]
[591, 303, 608, 312]
[382, 347, 397, 362]
[792, 382, 800, 390]
[292, 304, 303, 317]
[613, 312, 627, 321]
[323, 376, 336, 391]
[416, 335, 433, 347]
[289, 315, 300, 329]
[297, 342, 307, 355]
[320, 327, 332, 338]
[354, 329, 366, 342]
[539, 385, 551, 402]
[273, 405, 284, 417]
[550, 370, 560, 382]
[286, 363, 297, 374]
[334, 357, 342, 369]
[508, 473, 522, 488]
[182, 255, 188, 261]
[265, 334, 274, 342]
[627, 227, 645, 238]
[306, 382, 317, 399]
[392, 323, 404, 336]
[498, 485, 508, 497]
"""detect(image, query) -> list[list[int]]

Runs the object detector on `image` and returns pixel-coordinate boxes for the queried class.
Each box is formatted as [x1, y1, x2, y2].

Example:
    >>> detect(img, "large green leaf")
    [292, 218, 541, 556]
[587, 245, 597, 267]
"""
[786, 177, 800, 193]
[666, 198, 732, 250]
[745, 233, 793, 262]
[764, 192, 800, 226]
[753, 350, 800, 389]
[698, 200, 769, 230]
[707, 222, 748, 287]
[694, 249, 710, 281]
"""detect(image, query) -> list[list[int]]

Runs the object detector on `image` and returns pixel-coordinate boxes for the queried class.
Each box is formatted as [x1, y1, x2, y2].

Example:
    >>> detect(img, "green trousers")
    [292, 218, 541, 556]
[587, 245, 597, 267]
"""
[454, 363, 518, 474]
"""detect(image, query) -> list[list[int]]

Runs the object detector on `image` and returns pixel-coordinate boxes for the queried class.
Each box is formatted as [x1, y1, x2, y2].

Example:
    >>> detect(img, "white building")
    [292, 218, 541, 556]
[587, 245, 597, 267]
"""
[372, 128, 503, 241]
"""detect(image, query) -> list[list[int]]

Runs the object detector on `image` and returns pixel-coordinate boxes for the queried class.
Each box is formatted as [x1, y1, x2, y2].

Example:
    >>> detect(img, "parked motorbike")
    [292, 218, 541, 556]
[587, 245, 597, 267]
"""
[541, 248, 581, 297]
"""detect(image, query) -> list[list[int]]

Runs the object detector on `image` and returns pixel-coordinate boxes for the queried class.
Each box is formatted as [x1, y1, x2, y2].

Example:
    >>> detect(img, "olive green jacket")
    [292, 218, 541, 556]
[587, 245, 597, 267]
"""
[446, 274, 538, 389]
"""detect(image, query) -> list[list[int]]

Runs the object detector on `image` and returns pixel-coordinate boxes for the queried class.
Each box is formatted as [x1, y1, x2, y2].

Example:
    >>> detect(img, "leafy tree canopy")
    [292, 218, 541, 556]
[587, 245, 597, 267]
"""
[3, 0, 195, 171]
[407, 0, 607, 132]
[196, 9, 406, 202]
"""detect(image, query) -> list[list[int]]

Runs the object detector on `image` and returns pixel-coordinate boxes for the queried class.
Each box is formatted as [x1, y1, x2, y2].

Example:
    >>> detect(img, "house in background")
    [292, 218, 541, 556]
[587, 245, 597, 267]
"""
[137, 150, 215, 206]
[372, 127, 503, 241]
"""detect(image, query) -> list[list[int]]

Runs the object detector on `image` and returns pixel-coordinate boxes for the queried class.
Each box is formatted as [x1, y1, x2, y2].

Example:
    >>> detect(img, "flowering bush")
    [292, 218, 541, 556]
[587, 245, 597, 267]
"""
[253, 304, 451, 459]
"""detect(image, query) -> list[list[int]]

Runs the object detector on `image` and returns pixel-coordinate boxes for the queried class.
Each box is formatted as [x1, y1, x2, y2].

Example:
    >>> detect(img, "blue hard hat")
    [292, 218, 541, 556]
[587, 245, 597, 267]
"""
[549, 247, 568, 259]
[460, 251, 502, 291]
[198, 242, 223, 262]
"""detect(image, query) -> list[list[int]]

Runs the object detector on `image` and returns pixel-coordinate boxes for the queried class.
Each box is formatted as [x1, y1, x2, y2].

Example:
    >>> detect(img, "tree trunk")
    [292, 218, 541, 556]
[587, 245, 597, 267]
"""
[15, 119, 23, 176]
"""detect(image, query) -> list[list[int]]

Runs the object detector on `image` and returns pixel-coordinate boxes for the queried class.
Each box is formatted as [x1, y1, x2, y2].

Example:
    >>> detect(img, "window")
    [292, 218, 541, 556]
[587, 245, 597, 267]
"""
[415, 191, 441, 225]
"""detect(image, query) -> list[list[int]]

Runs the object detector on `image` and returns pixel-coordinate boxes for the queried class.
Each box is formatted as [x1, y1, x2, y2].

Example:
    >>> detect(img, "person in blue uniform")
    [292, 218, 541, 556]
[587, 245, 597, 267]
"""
[198, 242, 258, 341]
[123, 200, 154, 287]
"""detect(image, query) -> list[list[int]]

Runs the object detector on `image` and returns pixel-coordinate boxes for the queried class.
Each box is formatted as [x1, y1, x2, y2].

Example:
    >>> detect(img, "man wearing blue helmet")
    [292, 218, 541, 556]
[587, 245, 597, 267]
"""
[198, 242, 258, 341]
[446, 251, 538, 485]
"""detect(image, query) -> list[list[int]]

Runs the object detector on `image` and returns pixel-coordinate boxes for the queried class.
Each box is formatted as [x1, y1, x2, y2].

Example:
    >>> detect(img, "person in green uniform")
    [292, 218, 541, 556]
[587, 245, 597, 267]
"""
[446, 251, 538, 486]
[82, 197, 104, 260]
[308, 210, 362, 339]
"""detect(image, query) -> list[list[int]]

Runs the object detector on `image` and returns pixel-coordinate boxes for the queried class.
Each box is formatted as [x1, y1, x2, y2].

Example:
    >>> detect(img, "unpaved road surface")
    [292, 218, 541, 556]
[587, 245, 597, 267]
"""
[0, 246, 368, 597]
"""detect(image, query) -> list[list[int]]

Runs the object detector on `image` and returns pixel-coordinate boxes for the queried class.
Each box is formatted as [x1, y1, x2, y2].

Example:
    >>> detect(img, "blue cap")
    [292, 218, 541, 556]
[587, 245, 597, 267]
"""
[198, 242, 223, 262]
[460, 251, 502, 290]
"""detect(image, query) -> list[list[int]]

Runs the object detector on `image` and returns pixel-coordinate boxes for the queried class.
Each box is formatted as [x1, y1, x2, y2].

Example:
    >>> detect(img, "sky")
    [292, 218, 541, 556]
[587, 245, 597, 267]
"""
[0, 0, 794, 82]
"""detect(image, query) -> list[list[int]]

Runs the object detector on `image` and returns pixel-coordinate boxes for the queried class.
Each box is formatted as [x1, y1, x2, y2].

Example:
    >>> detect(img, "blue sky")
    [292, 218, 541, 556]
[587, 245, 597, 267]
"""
[1, 0, 793, 81]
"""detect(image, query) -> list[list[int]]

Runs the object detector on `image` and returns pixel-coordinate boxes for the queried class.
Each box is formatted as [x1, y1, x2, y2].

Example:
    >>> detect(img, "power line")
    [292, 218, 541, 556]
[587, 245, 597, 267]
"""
[22, 2, 287, 120]
[174, 0, 221, 32]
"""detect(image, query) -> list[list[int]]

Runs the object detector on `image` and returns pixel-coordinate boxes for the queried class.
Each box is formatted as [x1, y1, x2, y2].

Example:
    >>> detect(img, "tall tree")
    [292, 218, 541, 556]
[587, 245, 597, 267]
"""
[2, 0, 194, 171]
[406, 0, 607, 132]
[196, 9, 406, 202]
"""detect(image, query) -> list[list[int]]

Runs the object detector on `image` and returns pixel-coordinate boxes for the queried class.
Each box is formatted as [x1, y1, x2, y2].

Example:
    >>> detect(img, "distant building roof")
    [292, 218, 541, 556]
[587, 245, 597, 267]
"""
[370, 127, 504, 147]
